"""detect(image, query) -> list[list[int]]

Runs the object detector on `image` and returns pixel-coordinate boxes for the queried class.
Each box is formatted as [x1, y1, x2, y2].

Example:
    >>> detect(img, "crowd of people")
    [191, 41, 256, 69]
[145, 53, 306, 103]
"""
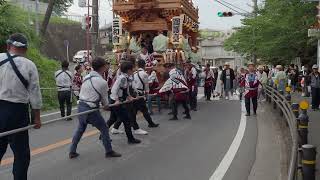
[54, 54, 205, 159]
[201, 62, 320, 113]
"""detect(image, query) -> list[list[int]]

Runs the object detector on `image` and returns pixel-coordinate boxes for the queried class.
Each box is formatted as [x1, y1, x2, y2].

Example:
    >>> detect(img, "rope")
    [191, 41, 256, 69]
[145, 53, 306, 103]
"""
[0, 96, 145, 138]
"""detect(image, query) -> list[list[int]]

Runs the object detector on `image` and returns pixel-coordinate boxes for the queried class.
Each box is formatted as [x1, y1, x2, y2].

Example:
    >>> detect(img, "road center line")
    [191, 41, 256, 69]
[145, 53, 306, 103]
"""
[0, 112, 145, 167]
[209, 101, 247, 180]
[0, 130, 99, 166]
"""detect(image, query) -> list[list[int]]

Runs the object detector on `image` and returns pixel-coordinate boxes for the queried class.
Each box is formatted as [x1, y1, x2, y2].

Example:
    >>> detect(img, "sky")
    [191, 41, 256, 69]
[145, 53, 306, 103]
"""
[68, 0, 254, 30]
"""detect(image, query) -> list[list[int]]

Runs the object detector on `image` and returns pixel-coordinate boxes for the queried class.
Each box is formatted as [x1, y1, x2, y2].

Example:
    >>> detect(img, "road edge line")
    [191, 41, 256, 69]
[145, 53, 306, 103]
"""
[209, 101, 247, 180]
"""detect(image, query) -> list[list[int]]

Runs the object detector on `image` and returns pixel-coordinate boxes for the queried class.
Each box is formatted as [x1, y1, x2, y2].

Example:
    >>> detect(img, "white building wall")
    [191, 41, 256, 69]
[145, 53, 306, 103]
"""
[199, 30, 244, 69]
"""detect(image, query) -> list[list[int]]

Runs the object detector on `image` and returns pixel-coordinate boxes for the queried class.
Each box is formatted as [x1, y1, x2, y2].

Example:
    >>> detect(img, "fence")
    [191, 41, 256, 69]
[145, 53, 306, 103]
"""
[264, 85, 298, 180]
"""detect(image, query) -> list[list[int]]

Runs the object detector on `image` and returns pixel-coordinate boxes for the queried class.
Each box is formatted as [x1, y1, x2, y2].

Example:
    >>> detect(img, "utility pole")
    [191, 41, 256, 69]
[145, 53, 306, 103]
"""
[91, 0, 99, 58]
[35, 0, 40, 35]
[252, 0, 258, 15]
[252, 0, 258, 64]
[86, 0, 91, 63]
[317, 1, 320, 67]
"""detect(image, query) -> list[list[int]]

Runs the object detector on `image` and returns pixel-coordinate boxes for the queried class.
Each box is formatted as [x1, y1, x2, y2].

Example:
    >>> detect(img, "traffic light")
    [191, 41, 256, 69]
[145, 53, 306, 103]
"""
[86, 16, 92, 30]
[217, 12, 233, 17]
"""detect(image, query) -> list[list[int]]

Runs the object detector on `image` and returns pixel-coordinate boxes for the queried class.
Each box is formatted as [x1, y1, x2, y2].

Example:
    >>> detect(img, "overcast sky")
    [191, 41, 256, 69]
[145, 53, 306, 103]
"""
[68, 0, 254, 30]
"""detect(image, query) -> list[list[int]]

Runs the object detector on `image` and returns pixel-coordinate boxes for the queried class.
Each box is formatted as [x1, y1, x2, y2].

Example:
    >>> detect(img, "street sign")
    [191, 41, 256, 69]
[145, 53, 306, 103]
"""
[308, 29, 320, 37]
[63, 40, 70, 62]
[64, 40, 69, 47]
[78, 0, 86, 7]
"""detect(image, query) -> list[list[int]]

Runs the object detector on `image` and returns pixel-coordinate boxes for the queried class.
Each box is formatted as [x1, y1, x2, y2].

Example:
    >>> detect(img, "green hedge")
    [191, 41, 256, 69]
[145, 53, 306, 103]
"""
[26, 48, 59, 110]
[1, 4, 61, 111]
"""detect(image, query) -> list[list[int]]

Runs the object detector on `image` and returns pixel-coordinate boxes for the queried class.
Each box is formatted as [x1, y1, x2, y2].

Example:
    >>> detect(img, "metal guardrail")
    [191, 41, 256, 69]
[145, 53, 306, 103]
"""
[0, 96, 146, 138]
[264, 85, 298, 180]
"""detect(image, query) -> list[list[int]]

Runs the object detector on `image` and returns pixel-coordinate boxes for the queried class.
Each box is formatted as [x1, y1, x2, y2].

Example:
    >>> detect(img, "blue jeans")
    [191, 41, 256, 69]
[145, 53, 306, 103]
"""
[147, 95, 161, 114]
[70, 102, 112, 154]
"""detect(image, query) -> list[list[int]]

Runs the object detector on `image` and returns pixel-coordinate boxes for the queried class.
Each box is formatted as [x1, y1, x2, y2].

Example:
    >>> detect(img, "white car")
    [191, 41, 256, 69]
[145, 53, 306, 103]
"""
[73, 50, 91, 63]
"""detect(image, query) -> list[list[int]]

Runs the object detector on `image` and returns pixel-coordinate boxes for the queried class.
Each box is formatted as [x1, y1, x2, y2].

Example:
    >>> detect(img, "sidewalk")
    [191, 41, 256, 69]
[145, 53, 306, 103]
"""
[292, 94, 320, 179]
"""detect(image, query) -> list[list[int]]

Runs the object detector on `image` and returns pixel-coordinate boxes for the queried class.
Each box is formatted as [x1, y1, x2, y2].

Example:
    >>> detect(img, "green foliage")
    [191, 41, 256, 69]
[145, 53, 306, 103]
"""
[0, 4, 40, 49]
[0, 0, 6, 5]
[0, 4, 60, 110]
[224, 0, 318, 65]
[26, 48, 59, 110]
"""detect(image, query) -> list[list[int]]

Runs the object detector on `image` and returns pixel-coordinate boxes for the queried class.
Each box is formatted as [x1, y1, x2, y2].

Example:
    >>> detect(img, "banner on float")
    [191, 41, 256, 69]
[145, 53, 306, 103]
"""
[112, 17, 122, 45]
[172, 16, 183, 45]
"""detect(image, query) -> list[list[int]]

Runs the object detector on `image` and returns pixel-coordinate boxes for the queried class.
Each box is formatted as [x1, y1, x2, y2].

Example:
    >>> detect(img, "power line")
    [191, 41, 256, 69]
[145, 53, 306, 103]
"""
[213, 0, 243, 14]
[219, 0, 250, 13]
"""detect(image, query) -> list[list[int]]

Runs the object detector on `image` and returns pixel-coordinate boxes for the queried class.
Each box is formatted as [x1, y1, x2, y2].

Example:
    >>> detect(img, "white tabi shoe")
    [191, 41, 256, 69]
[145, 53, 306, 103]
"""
[111, 128, 124, 134]
[134, 129, 148, 135]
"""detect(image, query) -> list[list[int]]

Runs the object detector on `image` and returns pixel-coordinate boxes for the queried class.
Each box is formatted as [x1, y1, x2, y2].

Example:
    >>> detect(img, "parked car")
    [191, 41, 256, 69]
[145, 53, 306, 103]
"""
[73, 50, 91, 63]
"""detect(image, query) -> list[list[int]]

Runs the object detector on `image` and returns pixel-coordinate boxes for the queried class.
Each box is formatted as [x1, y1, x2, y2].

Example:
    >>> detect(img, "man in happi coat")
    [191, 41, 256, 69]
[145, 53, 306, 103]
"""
[159, 63, 191, 120]
[244, 62, 260, 116]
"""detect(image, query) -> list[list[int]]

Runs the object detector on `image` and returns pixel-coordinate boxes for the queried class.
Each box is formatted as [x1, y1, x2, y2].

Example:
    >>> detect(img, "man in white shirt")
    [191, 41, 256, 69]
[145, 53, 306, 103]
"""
[107, 61, 141, 144]
[55, 61, 73, 120]
[132, 60, 159, 133]
[136, 46, 157, 66]
[0, 33, 42, 180]
[69, 57, 121, 159]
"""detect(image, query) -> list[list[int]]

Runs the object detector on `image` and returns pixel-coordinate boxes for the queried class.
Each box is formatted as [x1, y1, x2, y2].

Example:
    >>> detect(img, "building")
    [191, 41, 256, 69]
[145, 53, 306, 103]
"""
[95, 23, 113, 55]
[99, 23, 112, 46]
[199, 29, 244, 69]
[9, 0, 48, 14]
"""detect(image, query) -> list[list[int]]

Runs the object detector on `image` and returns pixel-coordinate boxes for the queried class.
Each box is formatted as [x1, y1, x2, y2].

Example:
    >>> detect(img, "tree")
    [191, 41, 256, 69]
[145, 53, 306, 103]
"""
[39, 0, 73, 36]
[40, 0, 55, 36]
[0, 0, 6, 5]
[32, 0, 73, 15]
[224, 0, 317, 65]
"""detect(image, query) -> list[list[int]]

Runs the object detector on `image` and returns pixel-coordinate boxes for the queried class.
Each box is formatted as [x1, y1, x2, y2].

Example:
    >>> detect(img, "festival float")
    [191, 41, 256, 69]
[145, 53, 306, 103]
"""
[111, 0, 199, 84]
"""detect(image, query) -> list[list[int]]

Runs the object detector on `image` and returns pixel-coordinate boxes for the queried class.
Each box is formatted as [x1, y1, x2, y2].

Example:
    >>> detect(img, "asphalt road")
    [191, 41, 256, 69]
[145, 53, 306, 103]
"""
[0, 97, 257, 180]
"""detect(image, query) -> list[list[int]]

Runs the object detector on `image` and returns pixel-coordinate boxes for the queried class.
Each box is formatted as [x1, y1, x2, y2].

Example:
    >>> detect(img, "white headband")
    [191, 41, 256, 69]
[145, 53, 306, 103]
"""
[7, 39, 27, 48]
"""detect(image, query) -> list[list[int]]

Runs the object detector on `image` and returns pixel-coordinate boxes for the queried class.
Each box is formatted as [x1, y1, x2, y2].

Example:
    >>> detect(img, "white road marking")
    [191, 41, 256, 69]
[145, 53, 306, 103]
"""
[199, 94, 240, 101]
[209, 101, 247, 180]
[40, 107, 78, 118]
[197, 94, 205, 100]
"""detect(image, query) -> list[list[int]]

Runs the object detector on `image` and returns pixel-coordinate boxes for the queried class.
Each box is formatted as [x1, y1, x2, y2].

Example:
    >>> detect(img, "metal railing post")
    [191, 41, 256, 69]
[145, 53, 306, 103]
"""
[279, 90, 284, 116]
[298, 110, 309, 147]
[265, 85, 299, 180]
[302, 144, 316, 180]
[292, 103, 300, 118]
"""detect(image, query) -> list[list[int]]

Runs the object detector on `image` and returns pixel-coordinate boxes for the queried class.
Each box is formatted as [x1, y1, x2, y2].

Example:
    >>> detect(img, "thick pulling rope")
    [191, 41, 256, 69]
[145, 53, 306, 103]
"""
[0, 96, 145, 138]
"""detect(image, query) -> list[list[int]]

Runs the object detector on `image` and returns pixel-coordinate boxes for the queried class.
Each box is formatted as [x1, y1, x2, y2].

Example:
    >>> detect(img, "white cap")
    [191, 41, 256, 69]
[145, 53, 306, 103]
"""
[312, 64, 318, 69]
